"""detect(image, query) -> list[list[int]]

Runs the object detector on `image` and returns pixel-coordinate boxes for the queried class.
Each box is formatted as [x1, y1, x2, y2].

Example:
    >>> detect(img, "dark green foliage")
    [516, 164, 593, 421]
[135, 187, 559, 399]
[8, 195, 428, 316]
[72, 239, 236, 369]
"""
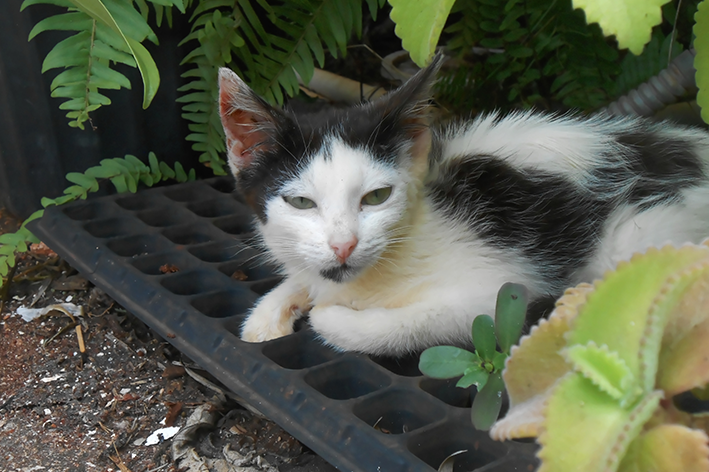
[177, 0, 369, 175]
[438, 0, 620, 113]
[21, 0, 185, 129]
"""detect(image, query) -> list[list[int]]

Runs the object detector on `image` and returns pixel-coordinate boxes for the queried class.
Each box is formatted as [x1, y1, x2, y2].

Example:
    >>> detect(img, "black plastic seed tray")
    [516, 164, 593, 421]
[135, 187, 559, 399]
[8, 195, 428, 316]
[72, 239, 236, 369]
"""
[29, 177, 539, 472]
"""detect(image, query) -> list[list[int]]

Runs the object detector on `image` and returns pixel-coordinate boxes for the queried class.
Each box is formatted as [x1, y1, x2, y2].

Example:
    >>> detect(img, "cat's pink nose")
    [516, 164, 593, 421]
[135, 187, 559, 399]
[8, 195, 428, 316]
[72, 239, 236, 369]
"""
[331, 237, 358, 264]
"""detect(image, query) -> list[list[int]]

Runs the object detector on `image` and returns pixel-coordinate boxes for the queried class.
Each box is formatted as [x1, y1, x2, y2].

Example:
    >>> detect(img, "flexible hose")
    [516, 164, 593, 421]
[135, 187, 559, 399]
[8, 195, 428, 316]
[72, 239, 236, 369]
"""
[604, 49, 697, 116]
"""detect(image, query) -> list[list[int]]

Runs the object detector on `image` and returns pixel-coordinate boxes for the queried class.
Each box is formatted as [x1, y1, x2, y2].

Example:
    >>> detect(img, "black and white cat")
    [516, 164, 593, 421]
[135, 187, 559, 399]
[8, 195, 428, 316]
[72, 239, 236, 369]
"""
[218, 56, 709, 356]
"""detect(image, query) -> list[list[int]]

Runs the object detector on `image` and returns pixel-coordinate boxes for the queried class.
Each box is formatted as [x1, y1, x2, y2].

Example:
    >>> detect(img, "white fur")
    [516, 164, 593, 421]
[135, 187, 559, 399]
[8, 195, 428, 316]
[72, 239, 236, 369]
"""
[241, 114, 709, 356]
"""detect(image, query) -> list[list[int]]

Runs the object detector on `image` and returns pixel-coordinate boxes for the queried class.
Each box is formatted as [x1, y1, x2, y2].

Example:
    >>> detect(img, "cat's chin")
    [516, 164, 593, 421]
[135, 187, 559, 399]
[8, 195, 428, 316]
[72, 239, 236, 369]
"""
[319, 264, 362, 283]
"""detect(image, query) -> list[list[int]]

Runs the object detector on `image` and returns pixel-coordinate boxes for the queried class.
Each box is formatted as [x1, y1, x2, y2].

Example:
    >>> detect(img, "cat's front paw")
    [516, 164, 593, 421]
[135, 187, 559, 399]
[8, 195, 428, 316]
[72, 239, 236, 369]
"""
[241, 284, 312, 343]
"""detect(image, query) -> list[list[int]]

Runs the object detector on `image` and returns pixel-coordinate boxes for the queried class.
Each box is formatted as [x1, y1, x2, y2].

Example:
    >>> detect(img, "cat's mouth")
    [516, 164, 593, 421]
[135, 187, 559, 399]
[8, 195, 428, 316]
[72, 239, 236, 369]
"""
[319, 264, 361, 283]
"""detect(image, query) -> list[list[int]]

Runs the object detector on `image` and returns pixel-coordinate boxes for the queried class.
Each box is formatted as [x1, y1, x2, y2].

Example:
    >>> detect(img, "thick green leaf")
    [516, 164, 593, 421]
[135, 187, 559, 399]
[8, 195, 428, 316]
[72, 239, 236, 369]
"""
[470, 371, 504, 431]
[387, 0, 456, 66]
[695, 0, 709, 125]
[495, 282, 529, 353]
[472, 315, 496, 361]
[456, 365, 489, 390]
[419, 346, 479, 379]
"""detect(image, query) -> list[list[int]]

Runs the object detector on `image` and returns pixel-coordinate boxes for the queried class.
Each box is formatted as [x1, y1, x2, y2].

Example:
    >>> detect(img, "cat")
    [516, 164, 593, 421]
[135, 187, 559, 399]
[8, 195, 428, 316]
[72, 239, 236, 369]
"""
[217, 55, 709, 356]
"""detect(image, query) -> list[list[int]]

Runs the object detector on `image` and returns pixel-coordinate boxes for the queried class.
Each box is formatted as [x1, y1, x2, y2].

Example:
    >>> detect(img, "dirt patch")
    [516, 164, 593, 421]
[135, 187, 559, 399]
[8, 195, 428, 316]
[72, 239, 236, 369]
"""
[0, 240, 337, 472]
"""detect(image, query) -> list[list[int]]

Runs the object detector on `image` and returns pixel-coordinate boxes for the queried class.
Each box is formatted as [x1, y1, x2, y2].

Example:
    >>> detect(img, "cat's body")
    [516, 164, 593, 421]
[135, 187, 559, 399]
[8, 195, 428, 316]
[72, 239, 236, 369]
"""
[218, 57, 709, 356]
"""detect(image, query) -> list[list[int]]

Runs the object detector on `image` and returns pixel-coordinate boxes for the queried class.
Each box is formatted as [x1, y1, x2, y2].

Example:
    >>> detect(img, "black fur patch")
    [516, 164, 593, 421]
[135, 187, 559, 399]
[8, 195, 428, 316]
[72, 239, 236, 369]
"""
[599, 131, 704, 209]
[319, 264, 359, 283]
[427, 155, 611, 289]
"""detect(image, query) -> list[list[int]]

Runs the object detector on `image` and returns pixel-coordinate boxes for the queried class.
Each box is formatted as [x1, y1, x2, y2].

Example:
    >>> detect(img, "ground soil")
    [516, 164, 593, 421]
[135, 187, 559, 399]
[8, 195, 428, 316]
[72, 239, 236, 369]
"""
[0, 211, 337, 472]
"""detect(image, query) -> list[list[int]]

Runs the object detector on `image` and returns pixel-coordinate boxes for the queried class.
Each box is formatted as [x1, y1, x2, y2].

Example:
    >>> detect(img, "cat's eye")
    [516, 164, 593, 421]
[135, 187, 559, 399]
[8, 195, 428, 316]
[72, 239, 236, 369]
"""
[361, 187, 392, 206]
[284, 195, 317, 209]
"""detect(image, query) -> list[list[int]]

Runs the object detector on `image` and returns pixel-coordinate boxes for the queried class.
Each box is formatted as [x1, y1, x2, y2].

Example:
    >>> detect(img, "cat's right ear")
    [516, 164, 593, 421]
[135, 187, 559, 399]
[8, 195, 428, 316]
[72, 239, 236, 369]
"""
[218, 68, 279, 174]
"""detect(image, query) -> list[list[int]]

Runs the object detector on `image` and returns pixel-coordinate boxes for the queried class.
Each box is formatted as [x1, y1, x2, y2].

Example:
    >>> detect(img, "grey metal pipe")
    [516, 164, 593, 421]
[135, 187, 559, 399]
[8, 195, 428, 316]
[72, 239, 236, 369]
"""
[604, 49, 697, 117]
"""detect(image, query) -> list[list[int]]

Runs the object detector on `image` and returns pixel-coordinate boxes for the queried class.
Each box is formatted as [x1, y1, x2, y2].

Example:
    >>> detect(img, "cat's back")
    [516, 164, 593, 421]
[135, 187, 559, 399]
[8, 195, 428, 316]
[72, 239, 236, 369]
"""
[425, 111, 709, 291]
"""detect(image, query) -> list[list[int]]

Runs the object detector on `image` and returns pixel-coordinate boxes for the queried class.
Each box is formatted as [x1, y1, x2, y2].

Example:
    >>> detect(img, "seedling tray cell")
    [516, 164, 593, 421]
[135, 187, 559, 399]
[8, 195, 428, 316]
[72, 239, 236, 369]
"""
[29, 177, 539, 472]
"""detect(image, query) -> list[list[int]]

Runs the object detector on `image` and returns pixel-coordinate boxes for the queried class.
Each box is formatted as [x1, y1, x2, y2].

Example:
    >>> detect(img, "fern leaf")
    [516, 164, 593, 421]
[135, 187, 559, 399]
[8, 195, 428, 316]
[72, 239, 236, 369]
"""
[178, 0, 364, 177]
[24, 0, 161, 127]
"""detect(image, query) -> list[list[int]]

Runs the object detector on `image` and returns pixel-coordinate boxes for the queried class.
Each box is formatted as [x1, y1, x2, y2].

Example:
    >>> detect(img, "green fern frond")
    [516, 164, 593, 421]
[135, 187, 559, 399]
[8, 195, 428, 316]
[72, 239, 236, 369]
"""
[178, 0, 366, 176]
[439, 0, 619, 112]
[21, 0, 171, 128]
[614, 31, 683, 97]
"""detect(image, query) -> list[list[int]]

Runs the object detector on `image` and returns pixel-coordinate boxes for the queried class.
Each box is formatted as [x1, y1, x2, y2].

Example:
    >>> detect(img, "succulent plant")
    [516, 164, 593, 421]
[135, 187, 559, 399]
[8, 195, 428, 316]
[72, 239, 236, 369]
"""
[419, 282, 529, 430]
[491, 242, 709, 472]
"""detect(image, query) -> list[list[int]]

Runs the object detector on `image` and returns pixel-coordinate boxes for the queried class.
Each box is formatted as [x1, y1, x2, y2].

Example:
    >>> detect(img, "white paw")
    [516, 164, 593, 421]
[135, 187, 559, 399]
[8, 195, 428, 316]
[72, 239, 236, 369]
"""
[309, 305, 374, 353]
[241, 288, 311, 343]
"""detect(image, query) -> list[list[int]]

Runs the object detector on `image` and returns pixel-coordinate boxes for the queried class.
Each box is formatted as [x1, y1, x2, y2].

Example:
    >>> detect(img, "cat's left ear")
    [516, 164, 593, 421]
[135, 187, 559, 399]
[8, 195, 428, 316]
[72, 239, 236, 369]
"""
[218, 68, 282, 175]
[376, 52, 443, 124]
[372, 53, 444, 159]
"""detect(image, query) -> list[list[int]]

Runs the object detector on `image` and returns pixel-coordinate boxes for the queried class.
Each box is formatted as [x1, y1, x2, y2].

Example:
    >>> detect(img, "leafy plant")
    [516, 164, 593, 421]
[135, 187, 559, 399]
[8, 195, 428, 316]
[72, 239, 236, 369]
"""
[20, 0, 184, 128]
[614, 29, 683, 97]
[419, 283, 528, 430]
[435, 0, 622, 112]
[0, 153, 195, 286]
[177, 0, 375, 175]
[490, 244, 709, 472]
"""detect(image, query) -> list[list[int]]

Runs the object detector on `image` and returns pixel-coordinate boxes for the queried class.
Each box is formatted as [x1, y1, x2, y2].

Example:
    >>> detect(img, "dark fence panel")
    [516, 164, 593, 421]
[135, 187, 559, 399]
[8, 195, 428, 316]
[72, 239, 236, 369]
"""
[0, 1, 202, 219]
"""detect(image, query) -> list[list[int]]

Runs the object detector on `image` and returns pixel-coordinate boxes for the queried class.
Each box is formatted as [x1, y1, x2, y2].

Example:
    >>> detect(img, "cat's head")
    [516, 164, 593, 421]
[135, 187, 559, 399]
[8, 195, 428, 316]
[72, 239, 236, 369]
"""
[218, 56, 441, 283]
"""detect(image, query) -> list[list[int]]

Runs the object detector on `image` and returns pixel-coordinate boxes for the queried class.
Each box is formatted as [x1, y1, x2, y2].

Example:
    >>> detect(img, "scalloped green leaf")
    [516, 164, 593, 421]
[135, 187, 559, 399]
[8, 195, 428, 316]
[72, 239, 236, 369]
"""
[565, 246, 709, 388]
[695, 0, 709, 125]
[538, 374, 662, 472]
[564, 343, 635, 402]
[387, 0, 456, 67]
[572, 0, 670, 55]
[618, 424, 709, 472]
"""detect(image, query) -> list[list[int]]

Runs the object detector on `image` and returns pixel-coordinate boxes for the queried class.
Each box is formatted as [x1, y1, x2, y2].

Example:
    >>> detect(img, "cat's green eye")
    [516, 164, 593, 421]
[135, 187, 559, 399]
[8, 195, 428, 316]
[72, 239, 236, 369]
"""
[284, 195, 317, 209]
[362, 187, 392, 206]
